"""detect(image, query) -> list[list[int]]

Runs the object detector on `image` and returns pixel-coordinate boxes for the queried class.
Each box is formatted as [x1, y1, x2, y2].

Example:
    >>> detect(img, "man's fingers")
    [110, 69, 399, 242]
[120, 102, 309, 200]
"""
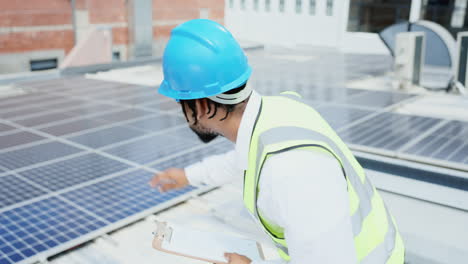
[149, 173, 169, 188]
[160, 182, 177, 192]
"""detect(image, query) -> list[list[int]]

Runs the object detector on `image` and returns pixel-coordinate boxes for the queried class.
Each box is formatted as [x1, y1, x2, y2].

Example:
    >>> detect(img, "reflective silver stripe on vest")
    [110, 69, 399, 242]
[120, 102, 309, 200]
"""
[274, 241, 289, 255]
[254, 126, 396, 262]
[255, 126, 374, 236]
[361, 205, 397, 263]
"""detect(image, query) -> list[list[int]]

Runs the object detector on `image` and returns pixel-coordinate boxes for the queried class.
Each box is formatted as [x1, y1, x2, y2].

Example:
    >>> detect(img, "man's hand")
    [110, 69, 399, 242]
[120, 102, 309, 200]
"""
[224, 253, 252, 264]
[148, 168, 189, 192]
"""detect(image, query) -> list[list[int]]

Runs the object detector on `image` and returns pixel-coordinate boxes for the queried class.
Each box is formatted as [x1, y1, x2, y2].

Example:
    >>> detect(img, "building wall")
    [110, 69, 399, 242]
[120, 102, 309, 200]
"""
[152, 0, 225, 57]
[225, 0, 345, 47]
[0, 0, 225, 74]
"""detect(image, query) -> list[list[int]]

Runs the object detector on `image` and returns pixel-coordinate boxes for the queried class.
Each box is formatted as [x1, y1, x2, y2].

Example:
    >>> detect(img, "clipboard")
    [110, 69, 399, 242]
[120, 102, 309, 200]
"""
[152, 221, 265, 264]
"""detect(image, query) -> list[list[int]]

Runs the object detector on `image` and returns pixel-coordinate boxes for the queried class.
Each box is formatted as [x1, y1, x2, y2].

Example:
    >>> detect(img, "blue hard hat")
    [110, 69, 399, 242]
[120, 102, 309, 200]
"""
[158, 19, 252, 100]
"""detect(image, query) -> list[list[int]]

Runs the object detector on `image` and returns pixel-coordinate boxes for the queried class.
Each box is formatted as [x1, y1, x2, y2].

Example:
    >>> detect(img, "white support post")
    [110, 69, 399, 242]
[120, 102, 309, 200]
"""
[410, 0, 422, 23]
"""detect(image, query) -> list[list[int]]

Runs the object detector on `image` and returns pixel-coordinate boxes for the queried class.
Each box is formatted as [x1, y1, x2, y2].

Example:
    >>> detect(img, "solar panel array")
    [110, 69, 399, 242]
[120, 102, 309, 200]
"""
[0, 77, 232, 264]
[1, 51, 468, 263]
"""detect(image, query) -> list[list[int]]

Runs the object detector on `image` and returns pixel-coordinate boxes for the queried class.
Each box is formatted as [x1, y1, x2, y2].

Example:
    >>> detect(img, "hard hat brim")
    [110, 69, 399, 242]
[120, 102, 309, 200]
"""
[158, 66, 252, 100]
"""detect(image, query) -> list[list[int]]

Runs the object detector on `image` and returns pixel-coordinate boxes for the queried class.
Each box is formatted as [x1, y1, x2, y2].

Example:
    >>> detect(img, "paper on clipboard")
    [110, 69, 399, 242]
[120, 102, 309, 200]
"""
[152, 221, 264, 264]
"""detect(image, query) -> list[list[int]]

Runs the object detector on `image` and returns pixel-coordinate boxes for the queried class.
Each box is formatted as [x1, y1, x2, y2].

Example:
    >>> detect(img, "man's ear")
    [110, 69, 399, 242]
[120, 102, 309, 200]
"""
[195, 99, 209, 120]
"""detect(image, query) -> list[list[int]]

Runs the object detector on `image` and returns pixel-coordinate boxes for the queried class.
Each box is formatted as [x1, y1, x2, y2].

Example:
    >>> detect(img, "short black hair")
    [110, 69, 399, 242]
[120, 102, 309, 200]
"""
[180, 82, 248, 125]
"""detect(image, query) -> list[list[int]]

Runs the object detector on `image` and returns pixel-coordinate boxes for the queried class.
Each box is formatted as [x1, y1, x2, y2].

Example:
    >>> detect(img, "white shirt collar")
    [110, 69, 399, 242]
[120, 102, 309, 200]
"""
[235, 90, 262, 170]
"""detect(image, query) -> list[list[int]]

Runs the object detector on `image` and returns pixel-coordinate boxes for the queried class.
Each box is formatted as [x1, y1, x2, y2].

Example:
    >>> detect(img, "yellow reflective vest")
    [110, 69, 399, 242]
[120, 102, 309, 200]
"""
[242, 93, 405, 263]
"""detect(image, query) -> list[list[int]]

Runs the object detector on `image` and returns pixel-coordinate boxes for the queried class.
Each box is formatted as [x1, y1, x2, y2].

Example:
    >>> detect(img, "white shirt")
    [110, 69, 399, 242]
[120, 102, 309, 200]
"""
[185, 91, 357, 264]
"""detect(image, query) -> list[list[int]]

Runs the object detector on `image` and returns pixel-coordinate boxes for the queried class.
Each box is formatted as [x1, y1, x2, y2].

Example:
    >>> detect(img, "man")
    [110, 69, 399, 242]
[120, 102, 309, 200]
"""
[150, 19, 405, 264]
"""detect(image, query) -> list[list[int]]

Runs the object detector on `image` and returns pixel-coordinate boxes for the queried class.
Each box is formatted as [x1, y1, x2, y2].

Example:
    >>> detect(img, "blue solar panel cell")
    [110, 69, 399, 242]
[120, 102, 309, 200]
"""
[402, 121, 468, 165]
[345, 91, 415, 109]
[302, 88, 366, 103]
[316, 105, 374, 130]
[168, 126, 206, 142]
[93, 109, 153, 123]
[61, 170, 196, 223]
[0, 197, 106, 264]
[125, 114, 186, 132]
[0, 106, 47, 119]
[0, 131, 46, 150]
[449, 144, 468, 163]
[143, 101, 180, 112]
[117, 94, 162, 105]
[0, 123, 15, 133]
[67, 125, 147, 148]
[152, 146, 228, 171]
[104, 134, 199, 164]
[20, 153, 132, 191]
[39, 118, 110, 136]
[67, 103, 124, 116]
[0, 141, 83, 170]
[0, 175, 46, 208]
[339, 112, 441, 152]
[14, 112, 76, 127]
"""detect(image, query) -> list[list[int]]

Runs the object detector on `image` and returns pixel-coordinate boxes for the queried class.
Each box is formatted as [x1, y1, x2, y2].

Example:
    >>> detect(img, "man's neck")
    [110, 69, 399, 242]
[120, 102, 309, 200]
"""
[219, 112, 243, 143]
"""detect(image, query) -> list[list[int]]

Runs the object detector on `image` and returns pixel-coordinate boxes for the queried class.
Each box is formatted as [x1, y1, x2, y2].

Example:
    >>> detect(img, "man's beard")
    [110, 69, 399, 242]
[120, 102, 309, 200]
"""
[190, 126, 219, 143]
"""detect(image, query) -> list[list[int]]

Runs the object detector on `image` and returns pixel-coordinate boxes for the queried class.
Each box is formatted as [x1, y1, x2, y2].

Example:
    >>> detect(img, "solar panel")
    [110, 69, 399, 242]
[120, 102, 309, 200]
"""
[302, 88, 366, 103]
[125, 114, 186, 132]
[0, 131, 46, 150]
[67, 103, 125, 116]
[0, 197, 107, 264]
[0, 123, 16, 133]
[339, 112, 442, 152]
[344, 90, 415, 109]
[62, 170, 197, 223]
[67, 125, 147, 148]
[19, 153, 132, 192]
[93, 108, 153, 123]
[0, 175, 46, 208]
[104, 134, 199, 165]
[0, 141, 83, 170]
[402, 120, 468, 165]
[116, 94, 164, 105]
[0, 94, 65, 110]
[316, 105, 374, 130]
[152, 145, 229, 171]
[39, 118, 111, 136]
[165, 126, 206, 142]
[0, 106, 47, 119]
[39, 98, 87, 111]
[1, 66, 464, 264]
[143, 101, 179, 112]
[13, 112, 76, 127]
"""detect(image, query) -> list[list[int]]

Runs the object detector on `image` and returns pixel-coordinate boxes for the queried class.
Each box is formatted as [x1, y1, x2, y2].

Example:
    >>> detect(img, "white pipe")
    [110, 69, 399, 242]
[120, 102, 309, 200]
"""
[410, 0, 422, 22]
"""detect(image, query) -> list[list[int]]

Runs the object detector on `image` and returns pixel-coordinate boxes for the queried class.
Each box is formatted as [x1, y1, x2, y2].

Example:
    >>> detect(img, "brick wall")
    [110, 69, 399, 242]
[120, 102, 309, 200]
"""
[0, 0, 225, 73]
[153, 0, 225, 40]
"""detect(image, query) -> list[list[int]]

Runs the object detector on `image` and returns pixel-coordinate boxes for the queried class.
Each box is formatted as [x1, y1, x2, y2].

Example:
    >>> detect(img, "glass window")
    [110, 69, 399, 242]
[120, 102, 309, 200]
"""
[241, 0, 246, 10]
[265, 0, 271, 12]
[326, 0, 333, 16]
[422, 0, 468, 36]
[279, 0, 285, 13]
[229, 0, 234, 9]
[309, 0, 316, 15]
[296, 0, 302, 14]
[254, 0, 259, 11]
[347, 0, 411, 33]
